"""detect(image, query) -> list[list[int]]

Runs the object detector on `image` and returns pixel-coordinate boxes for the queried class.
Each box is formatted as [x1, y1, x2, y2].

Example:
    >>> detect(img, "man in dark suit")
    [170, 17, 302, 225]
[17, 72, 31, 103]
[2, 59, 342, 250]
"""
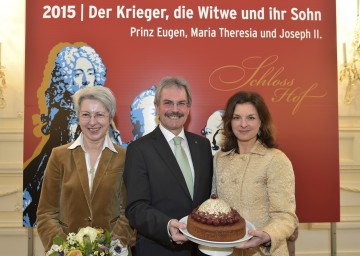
[124, 76, 213, 256]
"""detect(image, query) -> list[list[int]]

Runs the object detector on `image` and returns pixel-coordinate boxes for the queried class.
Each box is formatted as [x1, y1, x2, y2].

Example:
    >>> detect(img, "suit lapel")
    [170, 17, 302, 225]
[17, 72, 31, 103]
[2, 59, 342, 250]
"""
[72, 147, 92, 208]
[91, 148, 112, 198]
[152, 127, 192, 199]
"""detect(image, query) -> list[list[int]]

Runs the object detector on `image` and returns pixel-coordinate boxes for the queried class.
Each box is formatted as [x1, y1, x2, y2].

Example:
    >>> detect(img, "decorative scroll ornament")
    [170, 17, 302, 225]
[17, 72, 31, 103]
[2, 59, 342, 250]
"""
[339, 16, 360, 104]
[0, 66, 6, 109]
[339, 11, 360, 104]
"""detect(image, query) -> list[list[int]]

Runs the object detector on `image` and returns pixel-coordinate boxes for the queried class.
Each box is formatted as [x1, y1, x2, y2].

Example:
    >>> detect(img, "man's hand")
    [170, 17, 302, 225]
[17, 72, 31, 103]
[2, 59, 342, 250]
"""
[169, 219, 189, 245]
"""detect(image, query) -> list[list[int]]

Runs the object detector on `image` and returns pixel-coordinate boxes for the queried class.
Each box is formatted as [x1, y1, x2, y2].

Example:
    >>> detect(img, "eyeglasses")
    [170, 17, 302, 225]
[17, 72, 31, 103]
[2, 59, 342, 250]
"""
[161, 100, 189, 109]
[79, 112, 109, 122]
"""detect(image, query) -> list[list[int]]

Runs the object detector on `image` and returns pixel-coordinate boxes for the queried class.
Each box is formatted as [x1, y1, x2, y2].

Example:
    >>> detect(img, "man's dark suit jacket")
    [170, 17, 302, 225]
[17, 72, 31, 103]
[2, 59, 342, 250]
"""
[124, 126, 213, 256]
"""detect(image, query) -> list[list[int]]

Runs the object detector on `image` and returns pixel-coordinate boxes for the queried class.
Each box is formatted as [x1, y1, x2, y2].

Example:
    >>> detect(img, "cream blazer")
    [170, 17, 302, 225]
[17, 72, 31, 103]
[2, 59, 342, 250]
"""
[36, 142, 134, 250]
[212, 141, 298, 256]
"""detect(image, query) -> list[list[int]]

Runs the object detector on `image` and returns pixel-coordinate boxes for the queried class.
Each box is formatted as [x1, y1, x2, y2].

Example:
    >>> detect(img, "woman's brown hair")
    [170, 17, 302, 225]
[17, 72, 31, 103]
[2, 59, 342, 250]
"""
[222, 91, 277, 152]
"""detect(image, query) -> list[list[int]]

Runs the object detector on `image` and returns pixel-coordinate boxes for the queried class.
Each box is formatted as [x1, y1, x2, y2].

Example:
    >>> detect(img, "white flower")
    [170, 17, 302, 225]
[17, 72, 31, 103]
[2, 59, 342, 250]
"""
[67, 232, 77, 245]
[45, 244, 63, 256]
[76, 227, 98, 246]
[109, 239, 128, 256]
[47, 226, 128, 256]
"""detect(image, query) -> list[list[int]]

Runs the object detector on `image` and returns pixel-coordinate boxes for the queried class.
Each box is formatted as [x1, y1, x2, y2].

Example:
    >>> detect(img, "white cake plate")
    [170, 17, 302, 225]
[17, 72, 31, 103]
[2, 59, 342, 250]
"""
[179, 216, 255, 256]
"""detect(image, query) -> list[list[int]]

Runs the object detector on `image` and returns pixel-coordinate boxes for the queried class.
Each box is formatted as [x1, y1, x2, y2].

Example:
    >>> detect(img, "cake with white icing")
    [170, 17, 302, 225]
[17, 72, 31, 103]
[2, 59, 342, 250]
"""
[187, 195, 246, 242]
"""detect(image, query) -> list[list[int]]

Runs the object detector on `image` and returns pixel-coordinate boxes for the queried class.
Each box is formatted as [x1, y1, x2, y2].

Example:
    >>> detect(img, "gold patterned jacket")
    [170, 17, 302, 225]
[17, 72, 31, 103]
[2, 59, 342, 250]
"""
[212, 140, 298, 256]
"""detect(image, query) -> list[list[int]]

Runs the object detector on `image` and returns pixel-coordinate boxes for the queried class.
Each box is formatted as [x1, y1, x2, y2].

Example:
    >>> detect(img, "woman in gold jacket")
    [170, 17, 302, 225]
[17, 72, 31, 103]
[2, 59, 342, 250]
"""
[36, 86, 134, 251]
[212, 91, 298, 256]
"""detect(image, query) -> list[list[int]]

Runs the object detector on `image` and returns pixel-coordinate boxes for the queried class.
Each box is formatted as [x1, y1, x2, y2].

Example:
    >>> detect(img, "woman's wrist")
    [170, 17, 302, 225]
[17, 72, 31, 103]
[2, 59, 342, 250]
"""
[261, 241, 271, 248]
[260, 231, 271, 247]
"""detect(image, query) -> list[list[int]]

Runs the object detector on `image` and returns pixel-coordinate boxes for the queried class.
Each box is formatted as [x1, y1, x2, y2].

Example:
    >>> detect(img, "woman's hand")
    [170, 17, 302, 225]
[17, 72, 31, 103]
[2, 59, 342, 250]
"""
[235, 229, 271, 249]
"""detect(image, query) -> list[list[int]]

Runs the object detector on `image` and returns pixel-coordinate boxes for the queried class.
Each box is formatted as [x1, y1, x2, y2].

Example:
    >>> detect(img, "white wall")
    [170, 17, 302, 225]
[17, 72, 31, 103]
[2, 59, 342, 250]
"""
[0, 0, 359, 255]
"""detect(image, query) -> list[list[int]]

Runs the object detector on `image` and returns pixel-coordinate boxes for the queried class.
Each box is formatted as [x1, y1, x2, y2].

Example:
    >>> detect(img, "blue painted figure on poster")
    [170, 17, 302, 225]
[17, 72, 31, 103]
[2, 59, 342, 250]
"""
[201, 109, 225, 156]
[23, 45, 125, 227]
[129, 85, 158, 143]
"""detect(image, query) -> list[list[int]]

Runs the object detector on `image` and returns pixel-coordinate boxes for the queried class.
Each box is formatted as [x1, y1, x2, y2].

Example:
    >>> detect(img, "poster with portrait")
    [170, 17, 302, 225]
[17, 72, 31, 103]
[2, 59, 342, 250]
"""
[23, 0, 339, 226]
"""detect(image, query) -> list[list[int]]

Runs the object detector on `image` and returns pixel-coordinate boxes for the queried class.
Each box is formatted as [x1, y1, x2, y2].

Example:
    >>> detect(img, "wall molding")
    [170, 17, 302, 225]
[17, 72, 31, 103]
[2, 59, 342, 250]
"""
[341, 184, 360, 193]
[0, 186, 21, 198]
[0, 162, 23, 173]
[310, 222, 360, 229]
[0, 220, 23, 228]
[0, 132, 23, 141]
[0, 227, 28, 235]
[339, 116, 360, 127]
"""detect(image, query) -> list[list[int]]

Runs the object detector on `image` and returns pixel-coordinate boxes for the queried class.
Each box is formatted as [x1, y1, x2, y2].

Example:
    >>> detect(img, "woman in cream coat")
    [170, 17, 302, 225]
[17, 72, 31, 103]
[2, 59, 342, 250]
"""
[212, 91, 298, 256]
[37, 86, 134, 251]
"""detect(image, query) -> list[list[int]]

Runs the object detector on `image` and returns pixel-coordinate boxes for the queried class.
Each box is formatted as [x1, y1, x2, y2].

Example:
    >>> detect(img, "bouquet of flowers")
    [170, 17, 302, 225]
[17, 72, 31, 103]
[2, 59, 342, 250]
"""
[46, 227, 130, 256]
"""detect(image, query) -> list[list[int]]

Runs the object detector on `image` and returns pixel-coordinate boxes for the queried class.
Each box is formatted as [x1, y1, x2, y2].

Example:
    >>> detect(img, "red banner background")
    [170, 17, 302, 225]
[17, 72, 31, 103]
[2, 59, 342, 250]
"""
[24, 0, 339, 224]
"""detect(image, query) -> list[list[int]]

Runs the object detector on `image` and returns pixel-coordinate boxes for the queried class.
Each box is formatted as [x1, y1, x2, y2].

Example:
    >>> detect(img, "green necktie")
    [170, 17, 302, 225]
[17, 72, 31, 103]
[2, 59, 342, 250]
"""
[173, 136, 193, 198]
